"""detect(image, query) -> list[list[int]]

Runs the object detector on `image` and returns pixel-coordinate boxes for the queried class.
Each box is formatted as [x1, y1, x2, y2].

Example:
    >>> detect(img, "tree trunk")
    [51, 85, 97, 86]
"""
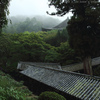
[0, 28, 2, 34]
[83, 56, 93, 75]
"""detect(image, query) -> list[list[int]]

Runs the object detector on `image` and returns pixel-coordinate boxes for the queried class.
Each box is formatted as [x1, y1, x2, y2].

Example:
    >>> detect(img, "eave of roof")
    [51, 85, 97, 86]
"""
[42, 18, 69, 31]
[18, 62, 100, 100]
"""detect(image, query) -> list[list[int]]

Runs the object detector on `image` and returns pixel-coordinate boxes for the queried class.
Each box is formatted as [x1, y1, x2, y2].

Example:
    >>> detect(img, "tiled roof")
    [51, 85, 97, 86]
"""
[53, 18, 68, 28]
[18, 62, 100, 100]
[42, 18, 69, 31]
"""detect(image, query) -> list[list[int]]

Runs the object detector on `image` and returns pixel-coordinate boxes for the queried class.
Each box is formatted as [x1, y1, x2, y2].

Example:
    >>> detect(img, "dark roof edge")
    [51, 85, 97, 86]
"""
[18, 62, 100, 80]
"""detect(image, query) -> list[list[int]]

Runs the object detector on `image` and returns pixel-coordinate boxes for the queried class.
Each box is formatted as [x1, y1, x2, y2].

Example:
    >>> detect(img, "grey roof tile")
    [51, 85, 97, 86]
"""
[18, 62, 100, 100]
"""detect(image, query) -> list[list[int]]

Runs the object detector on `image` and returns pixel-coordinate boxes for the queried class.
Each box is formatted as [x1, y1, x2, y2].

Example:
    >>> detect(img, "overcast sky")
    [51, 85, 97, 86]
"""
[9, 0, 72, 20]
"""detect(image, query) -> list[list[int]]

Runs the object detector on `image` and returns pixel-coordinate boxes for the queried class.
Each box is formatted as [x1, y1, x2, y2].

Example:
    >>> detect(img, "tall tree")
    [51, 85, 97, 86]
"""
[48, 0, 100, 75]
[0, 0, 11, 34]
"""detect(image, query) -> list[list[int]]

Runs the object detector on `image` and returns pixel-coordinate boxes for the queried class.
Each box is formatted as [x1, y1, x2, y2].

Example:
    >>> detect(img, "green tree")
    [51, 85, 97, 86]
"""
[0, 0, 11, 34]
[45, 49, 60, 62]
[0, 33, 13, 71]
[57, 42, 80, 65]
[44, 29, 68, 47]
[48, 0, 100, 75]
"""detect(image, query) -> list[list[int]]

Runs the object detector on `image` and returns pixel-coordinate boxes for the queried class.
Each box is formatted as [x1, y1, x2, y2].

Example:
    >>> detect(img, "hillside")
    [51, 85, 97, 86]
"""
[0, 70, 38, 100]
[2, 15, 61, 33]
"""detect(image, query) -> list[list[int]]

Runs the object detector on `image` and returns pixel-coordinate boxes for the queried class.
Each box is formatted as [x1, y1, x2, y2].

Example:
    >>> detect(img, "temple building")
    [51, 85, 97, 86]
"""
[42, 17, 69, 31]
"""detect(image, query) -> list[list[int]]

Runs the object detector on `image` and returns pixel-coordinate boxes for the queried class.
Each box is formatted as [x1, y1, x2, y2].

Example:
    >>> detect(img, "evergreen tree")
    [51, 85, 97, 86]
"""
[48, 0, 100, 75]
[0, 0, 11, 33]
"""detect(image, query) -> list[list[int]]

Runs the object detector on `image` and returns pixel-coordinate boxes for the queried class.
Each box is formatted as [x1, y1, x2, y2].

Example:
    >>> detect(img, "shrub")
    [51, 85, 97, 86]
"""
[0, 70, 37, 100]
[93, 66, 100, 76]
[38, 91, 66, 100]
[0, 87, 25, 100]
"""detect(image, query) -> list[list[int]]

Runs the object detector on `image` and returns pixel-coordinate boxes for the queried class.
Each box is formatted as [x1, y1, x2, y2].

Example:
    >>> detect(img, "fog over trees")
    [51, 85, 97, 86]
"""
[3, 15, 62, 33]
[0, 0, 100, 77]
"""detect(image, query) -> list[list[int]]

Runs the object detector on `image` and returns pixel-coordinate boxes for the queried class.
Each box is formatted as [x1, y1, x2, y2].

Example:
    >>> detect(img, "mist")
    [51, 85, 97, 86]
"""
[3, 15, 62, 33]
[9, 0, 72, 21]
[5, 0, 72, 33]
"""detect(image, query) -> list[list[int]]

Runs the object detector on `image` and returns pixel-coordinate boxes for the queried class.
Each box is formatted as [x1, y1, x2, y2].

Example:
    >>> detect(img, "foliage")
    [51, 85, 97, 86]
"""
[0, 0, 11, 33]
[0, 33, 14, 71]
[48, 0, 100, 16]
[48, 0, 100, 58]
[0, 32, 52, 72]
[93, 66, 100, 76]
[67, 14, 100, 59]
[38, 91, 66, 100]
[44, 29, 69, 47]
[0, 30, 84, 72]
[3, 17, 41, 33]
[0, 70, 38, 100]
[2, 16, 61, 33]
[48, 0, 100, 75]
[57, 42, 81, 65]
[45, 49, 60, 62]
[66, 1, 100, 75]
[0, 87, 25, 100]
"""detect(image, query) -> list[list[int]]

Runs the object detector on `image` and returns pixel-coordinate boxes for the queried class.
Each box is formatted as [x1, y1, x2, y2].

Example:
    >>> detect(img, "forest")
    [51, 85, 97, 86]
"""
[0, 0, 100, 100]
[0, 30, 78, 72]
[2, 16, 61, 33]
[0, 15, 100, 74]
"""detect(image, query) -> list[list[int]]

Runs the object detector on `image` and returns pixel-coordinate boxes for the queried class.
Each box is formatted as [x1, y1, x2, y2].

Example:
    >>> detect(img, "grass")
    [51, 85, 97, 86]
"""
[0, 70, 38, 100]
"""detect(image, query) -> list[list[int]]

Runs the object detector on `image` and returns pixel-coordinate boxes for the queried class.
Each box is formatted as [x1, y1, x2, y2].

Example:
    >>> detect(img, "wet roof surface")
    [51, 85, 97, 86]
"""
[18, 62, 100, 100]
[42, 18, 68, 31]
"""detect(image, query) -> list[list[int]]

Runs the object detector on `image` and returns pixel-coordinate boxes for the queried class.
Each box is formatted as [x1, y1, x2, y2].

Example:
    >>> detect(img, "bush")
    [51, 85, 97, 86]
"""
[93, 66, 100, 76]
[0, 87, 25, 100]
[38, 91, 66, 100]
[0, 70, 37, 100]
